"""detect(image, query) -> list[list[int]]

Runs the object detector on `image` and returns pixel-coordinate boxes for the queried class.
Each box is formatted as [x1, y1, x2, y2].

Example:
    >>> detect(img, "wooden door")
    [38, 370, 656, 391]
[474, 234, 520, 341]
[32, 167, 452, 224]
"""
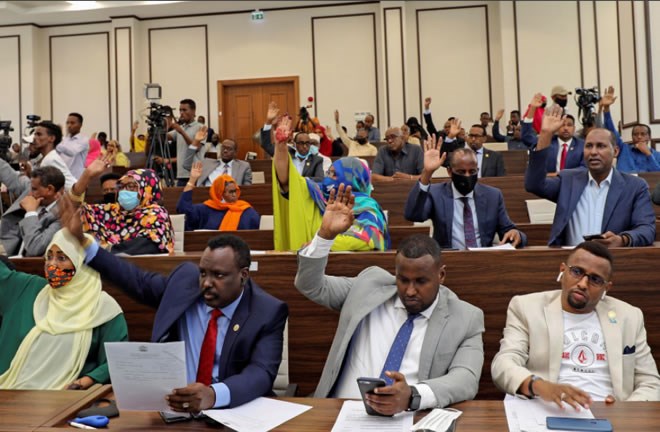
[218, 77, 299, 159]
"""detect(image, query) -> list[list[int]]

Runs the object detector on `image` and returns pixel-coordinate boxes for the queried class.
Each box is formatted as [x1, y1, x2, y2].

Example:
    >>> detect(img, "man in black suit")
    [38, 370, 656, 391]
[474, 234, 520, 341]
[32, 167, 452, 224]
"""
[291, 132, 324, 182]
[467, 124, 505, 177]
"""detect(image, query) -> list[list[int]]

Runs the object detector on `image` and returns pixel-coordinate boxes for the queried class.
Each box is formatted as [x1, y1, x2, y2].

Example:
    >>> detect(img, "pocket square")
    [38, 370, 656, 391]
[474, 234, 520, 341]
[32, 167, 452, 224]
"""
[623, 345, 636, 355]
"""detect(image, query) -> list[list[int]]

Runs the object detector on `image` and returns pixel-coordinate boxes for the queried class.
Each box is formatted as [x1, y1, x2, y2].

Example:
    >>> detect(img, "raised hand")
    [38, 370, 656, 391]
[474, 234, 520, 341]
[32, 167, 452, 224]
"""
[495, 108, 505, 121]
[192, 126, 208, 148]
[422, 134, 447, 174]
[448, 118, 462, 139]
[87, 155, 113, 178]
[599, 86, 617, 110]
[274, 115, 293, 145]
[190, 161, 203, 181]
[541, 105, 565, 134]
[132, 121, 139, 132]
[424, 97, 432, 110]
[334, 109, 340, 124]
[58, 194, 85, 244]
[529, 93, 544, 109]
[318, 184, 354, 240]
[266, 101, 280, 124]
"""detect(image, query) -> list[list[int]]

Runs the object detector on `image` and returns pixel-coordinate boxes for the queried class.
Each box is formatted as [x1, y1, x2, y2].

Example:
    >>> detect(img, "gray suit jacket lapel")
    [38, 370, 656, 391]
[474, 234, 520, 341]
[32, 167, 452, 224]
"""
[418, 287, 450, 380]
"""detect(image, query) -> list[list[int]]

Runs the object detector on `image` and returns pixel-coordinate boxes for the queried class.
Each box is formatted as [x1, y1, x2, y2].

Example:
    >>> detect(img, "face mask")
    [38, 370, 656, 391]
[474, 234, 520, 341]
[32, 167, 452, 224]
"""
[118, 190, 140, 211]
[102, 192, 116, 204]
[555, 98, 567, 108]
[294, 151, 310, 161]
[451, 173, 478, 196]
[356, 137, 368, 144]
[309, 145, 319, 155]
[45, 264, 76, 288]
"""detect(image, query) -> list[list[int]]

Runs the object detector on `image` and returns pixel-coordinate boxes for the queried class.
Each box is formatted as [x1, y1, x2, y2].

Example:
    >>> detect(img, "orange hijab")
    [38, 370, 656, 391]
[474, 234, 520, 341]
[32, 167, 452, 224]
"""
[203, 175, 253, 231]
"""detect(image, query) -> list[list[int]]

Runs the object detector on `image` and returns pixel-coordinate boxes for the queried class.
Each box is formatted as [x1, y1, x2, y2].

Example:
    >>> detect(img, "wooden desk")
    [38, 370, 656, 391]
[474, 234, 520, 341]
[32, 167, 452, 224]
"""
[519, 220, 660, 246]
[182, 225, 431, 251]
[0, 385, 109, 431]
[26, 390, 660, 432]
[11, 247, 660, 400]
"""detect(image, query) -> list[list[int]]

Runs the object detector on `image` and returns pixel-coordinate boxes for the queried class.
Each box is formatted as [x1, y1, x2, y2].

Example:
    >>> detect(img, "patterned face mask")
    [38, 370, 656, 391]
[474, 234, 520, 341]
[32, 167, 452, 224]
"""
[45, 264, 76, 288]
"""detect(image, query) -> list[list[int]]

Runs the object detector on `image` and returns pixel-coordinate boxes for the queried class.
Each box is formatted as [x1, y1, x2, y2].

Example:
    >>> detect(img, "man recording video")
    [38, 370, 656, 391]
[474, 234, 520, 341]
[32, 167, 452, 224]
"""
[163, 99, 202, 186]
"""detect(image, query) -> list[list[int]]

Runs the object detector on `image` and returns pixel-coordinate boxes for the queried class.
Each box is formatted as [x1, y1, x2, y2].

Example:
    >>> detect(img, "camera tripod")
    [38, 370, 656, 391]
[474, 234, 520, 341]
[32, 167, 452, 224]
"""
[145, 123, 175, 187]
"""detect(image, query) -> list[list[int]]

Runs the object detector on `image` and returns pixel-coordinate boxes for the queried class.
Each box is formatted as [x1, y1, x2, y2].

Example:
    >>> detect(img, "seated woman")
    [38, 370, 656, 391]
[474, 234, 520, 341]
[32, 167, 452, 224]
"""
[176, 161, 260, 231]
[272, 116, 389, 251]
[104, 140, 130, 168]
[80, 168, 174, 255]
[0, 229, 127, 390]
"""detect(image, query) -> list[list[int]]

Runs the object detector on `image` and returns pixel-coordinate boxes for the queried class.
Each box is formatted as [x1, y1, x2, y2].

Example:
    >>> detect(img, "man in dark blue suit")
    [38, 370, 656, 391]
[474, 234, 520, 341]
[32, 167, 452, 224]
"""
[404, 139, 527, 249]
[59, 196, 288, 413]
[525, 105, 655, 247]
[522, 93, 584, 173]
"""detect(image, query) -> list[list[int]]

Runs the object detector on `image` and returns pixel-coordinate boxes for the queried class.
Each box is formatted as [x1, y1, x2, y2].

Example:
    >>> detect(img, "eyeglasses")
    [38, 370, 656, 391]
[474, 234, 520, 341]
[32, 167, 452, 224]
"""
[385, 134, 400, 141]
[117, 182, 139, 192]
[220, 146, 236, 152]
[566, 265, 608, 287]
[295, 141, 312, 146]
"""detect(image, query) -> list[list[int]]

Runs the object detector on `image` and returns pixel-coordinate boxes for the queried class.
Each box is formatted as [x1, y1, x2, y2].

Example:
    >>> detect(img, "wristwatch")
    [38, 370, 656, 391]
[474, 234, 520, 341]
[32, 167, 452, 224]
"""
[528, 375, 542, 398]
[407, 386, 421, 411]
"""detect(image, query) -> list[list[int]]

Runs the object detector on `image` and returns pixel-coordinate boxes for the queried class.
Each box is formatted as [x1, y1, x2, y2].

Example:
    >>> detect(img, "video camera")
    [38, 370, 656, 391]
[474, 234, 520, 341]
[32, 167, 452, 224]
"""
[574, 87, 601, 126]
[0, 120, 14, 162]
[22, 114, 41, 144]
[145, 102, 174, 129]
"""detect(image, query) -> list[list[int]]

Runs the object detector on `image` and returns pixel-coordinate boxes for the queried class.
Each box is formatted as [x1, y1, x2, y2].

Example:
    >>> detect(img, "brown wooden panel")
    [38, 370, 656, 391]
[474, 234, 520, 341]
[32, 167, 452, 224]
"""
[11, 246, 660, 399]
[500, 149, 528, 175]
[519, 220, 660, 246]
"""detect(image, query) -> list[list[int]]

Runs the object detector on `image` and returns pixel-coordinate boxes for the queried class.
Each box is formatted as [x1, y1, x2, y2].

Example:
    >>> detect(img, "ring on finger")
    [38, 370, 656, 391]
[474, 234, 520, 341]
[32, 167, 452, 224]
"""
[182, 402, 190, 409]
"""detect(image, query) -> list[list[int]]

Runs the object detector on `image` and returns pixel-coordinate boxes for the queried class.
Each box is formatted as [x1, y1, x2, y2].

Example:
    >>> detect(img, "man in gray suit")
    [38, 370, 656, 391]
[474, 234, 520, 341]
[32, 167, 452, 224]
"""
[466, 124, 505, 177]
[184, 139, 252, 186]
[294, 185, 484, 416]
[0, 161, 65, 256]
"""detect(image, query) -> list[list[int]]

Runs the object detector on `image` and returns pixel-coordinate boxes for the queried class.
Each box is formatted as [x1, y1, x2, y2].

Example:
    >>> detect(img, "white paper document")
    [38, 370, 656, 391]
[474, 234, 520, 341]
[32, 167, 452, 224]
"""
[468, 243, 516, 251]
[203, 397, 312, 432]
[331, 400, 414, 432]
[104, 341, 187, 411]
[504, 396, 594, 432]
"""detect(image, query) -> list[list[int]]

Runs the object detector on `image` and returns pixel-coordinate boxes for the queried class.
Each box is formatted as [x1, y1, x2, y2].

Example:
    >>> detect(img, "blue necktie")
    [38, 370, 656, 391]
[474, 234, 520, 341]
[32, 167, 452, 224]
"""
[380, 313, 420, 385]
[461, 197, 478, 248]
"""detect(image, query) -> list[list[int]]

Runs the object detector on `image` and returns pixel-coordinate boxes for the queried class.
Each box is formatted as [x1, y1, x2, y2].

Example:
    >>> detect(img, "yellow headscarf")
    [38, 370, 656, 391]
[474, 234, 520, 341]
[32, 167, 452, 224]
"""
[0, 229, 122, 389]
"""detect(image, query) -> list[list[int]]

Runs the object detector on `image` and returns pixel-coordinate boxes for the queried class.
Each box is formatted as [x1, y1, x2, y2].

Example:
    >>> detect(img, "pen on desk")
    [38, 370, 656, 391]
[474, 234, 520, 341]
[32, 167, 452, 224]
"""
[69, 421, 97, 430]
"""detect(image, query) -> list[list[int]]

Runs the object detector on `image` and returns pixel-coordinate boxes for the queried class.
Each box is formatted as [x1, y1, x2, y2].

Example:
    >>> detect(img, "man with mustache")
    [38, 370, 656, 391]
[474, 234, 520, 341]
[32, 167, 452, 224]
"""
[294, 184, 484, 415]
[525, 105, 655, 247]
[492, 242, 660, 406]
[58, 196, 288, 413]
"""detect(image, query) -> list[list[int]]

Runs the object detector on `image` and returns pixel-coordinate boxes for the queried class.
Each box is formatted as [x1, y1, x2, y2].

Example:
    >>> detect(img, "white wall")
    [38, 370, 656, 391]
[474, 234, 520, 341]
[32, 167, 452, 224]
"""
[0, 0, 658, 148]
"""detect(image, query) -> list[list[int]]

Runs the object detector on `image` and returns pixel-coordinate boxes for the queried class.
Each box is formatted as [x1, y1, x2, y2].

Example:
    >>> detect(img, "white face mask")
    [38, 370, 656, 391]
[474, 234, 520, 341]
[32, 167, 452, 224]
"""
[411, 408, 462, 432]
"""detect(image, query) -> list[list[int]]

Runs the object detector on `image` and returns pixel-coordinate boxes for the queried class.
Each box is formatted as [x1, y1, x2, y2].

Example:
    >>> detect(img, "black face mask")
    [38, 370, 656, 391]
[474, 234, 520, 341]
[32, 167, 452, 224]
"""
[451, 173, 478, 196]
[102, 192, 116, 204]
[555, 98, 567, 108]
[356, 137, 368, 144]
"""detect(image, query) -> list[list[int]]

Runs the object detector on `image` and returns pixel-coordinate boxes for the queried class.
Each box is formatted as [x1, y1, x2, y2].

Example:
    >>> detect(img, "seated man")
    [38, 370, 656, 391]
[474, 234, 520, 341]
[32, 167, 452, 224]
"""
[177, 162, 260, 231]
[405, 143, 526, 249]
[99, 172, 121, 204]
[0, 161, 65, 257]
[522, 93, 584, 173]
[600, 86, 660, 173]
[59, 196, 289, 412]
[183, 138, 253, 186]
[525, 106, 655, 247]
[492, 242, 660, 406]
[465, 124, 505, 177]
[295, 185, 484, 415]
[371, 127, 424, 182]
[492, 109, 527, 150]
[423, 98, 466, 158]
[334, 110, 378, 157]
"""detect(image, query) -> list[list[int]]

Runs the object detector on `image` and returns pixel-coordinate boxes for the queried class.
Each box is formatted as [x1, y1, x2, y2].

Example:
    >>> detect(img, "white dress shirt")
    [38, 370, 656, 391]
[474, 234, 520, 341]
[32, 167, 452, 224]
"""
[566, 169, 613, 246]
[38, 150, 77, 190]
[556, 138, 573, 171]
[57, 133, 89, 179]
[204, 159, 233, 186]
[300, 234, 439, 410]
[475, 148, 484, 178]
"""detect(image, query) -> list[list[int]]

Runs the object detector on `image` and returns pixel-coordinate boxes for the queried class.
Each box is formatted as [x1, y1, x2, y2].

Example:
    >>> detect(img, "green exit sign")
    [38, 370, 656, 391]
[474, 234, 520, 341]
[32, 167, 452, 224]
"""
[251, 10, 264, 21]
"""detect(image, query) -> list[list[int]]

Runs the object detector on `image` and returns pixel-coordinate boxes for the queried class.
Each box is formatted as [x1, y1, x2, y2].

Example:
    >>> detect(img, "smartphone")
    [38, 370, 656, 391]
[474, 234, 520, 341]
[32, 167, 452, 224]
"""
[159, 411, 191, 424]
[546, 417, 613, 432]
[356, 377, 390, 417]
[583, 234, 605, 241]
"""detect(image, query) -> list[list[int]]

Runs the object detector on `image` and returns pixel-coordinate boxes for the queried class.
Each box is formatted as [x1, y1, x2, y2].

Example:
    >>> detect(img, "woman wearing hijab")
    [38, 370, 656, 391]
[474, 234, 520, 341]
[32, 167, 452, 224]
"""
[81, 168, 174, 255]
[0, 229, 127, 390]
[176, 162, 260, 231]
[272, 117, 389, 252]
[104, 140, 130, 168]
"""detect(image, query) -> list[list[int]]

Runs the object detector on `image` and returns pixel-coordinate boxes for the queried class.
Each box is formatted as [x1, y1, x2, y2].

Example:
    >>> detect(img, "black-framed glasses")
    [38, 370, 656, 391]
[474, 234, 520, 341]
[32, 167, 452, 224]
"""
[566, 265, 608, 287]
[117, 182, 139, 192]
[295, 141, 312, 146]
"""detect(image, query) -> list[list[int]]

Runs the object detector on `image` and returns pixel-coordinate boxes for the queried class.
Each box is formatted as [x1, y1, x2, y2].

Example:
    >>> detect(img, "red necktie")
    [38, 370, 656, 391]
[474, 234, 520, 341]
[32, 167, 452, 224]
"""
[559, 143, 568, 170]
[196, 309, 223, 385]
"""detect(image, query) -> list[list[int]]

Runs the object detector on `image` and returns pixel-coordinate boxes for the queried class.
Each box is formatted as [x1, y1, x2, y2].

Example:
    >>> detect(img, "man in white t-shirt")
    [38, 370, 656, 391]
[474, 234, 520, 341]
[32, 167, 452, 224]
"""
[492, 242, 660, 407]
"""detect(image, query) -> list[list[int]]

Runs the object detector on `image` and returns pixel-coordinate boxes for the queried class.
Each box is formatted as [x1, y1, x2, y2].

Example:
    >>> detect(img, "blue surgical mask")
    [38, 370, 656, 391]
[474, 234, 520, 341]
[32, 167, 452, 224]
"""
[309, 145, 319, 155]
[118, 190, 139, 211]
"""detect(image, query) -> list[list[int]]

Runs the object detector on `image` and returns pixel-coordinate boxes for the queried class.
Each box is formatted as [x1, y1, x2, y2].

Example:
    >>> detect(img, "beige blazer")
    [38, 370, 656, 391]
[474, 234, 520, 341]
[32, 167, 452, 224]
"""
[491, 290, 660, 401]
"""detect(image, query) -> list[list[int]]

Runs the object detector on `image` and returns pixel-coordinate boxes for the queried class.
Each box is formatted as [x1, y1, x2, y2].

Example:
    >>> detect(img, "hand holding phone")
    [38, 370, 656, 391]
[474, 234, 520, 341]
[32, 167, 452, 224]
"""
[583, 234, 605, 241]
[546, 417, 613, 431]
[356, 377, 390, 417]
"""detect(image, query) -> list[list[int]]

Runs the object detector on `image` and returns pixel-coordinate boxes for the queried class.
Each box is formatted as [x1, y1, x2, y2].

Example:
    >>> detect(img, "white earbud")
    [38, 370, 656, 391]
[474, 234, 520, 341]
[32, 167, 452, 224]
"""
[556, 271, 564, 282]
[601, 291, 607, 301]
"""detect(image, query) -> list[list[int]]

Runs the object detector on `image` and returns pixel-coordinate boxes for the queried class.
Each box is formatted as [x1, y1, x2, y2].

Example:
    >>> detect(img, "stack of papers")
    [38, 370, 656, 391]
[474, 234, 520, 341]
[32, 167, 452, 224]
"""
[203, 398, 311, 432]
[331, 400, 413, 432]
[468, 243, 516, 251]
[504, 397, 594, 432]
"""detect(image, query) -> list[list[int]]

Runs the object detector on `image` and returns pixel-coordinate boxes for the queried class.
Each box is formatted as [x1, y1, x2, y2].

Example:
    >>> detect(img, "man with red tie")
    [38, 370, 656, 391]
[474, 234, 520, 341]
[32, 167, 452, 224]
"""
[521, 93, 585, 173]
[59, 196, 288, 412]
